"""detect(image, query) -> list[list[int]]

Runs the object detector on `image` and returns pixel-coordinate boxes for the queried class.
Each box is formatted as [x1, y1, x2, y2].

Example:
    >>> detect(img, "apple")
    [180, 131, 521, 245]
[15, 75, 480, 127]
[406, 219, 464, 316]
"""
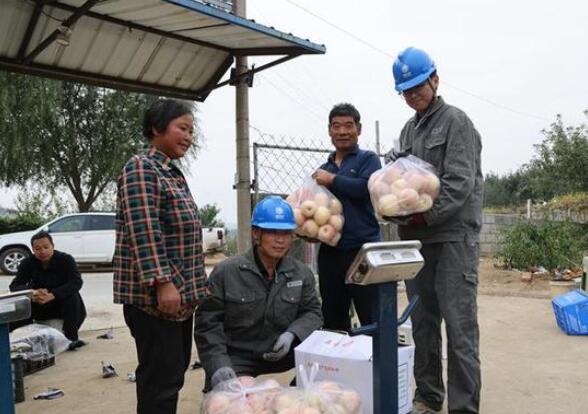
[415, 193, 433, 212]
[330, 198, 343, 215]
[422, 173, 440, 196]
[302, 220, 319, 238]
[205, 393, 231, 414]
[328, 214, 344, 231]
[338, 390, 361, 414]
[383, 166, 403, 184]
[390, 178, 408, 193]
[313, 206, 331, 226]
[371, 181, 390, 197]
[318, 224, 336, 243]
[368, 169, 384, 190]
[300, 200, 317, 218]
[314, 192, 330, 207]
[397, 188, 419, 210]
[294, 208, 305, 226]
[404, 172, 426, 192]
[330, 232, 341, 246]
[377, 194, 400, 217]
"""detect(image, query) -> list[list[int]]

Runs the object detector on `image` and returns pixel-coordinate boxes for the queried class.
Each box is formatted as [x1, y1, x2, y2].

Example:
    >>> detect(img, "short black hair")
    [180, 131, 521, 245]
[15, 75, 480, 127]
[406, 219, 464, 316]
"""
[142, 99, 193, 140]
[328, 103, 361, 125]
[31, 231, 53, 246]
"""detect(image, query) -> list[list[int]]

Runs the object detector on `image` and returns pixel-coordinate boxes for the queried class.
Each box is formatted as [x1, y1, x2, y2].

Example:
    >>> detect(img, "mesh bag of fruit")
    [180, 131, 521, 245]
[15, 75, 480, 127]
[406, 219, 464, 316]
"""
[201, 376, 282, 414]
[269, 363, 363, 414]
[368, 154, 440, 220]
[285, 177, 344, 247]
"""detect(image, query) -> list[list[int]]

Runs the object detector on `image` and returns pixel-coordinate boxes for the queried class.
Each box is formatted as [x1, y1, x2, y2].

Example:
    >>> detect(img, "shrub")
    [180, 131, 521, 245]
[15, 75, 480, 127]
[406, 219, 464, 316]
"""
[0, 213, 46, 235]
[495, 219, 588, 270]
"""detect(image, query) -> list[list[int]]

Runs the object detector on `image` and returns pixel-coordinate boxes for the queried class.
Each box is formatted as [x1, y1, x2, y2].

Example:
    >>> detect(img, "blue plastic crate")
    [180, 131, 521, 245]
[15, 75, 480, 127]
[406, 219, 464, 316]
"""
[551, 289, 588, 335]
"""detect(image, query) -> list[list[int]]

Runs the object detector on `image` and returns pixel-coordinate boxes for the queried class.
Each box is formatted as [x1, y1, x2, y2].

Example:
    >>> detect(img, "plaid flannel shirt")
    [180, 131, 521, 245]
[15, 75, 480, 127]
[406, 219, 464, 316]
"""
[113, 146, 207, 320]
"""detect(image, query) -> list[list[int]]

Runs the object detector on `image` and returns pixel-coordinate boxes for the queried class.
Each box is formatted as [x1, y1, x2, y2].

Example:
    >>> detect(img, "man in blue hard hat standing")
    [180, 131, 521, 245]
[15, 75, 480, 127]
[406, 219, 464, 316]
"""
[386, 47, 484, 414]
[194, 196, 323, 391]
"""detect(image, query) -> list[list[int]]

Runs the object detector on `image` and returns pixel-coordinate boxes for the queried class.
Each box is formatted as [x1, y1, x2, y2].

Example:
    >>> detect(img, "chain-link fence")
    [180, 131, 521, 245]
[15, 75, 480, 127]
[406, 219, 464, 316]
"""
[250, 127, 398, 264]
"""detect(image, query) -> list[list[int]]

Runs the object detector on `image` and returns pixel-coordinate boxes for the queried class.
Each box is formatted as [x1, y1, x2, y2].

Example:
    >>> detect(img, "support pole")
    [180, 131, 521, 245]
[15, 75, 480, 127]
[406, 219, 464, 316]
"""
[375, 120, 381, 156]
[0, 324, 15, 414]
[373, 282, 399, 414]
[233, 0, 252, 254]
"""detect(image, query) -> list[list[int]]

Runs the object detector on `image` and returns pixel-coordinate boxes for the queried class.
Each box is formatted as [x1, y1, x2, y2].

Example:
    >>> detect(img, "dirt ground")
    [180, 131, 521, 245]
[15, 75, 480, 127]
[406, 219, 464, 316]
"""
[9, 257, 588, 414]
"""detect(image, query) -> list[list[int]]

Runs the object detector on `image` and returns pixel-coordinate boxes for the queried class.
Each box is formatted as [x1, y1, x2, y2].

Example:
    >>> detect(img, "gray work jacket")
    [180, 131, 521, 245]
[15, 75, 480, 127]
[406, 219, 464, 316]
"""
[194, 248, 323, 376]
[397, 96, 484, 243]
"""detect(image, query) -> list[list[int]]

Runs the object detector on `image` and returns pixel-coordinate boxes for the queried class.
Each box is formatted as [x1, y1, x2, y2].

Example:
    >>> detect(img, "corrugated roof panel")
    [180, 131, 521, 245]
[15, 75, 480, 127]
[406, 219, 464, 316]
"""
[0, 0, 325, 100]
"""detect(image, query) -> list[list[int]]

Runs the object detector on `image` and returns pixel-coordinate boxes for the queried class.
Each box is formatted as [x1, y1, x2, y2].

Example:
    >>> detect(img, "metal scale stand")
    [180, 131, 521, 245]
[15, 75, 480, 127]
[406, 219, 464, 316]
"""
[0, 290, 32, 413]
[346, 241, 424, 414]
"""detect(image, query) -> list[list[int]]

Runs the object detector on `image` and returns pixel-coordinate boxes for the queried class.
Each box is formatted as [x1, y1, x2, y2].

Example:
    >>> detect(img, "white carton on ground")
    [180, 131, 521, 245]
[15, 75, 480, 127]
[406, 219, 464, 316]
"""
[295, 330, 415, 414]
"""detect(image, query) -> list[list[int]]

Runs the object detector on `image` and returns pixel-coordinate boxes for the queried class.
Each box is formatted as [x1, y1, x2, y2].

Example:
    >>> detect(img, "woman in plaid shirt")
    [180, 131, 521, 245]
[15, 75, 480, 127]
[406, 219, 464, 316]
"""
[113, 99, 207, 414]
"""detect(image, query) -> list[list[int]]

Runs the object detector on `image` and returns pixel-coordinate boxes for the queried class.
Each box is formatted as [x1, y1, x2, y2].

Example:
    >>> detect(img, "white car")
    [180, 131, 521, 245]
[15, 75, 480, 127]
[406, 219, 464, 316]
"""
[0, 213, 226, 275]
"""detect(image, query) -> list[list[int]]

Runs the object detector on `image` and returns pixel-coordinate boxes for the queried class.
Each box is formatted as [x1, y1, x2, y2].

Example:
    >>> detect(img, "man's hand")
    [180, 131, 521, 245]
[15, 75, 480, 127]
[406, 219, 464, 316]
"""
[156, 282, 181, 315]
[384, 213, 426, 227]
[211, 366, 237, 388]
[263, 331, 295, 362]
[32, 289, 55, 305]
[312, 169, 336, 187]
[383, 149, 410, 164]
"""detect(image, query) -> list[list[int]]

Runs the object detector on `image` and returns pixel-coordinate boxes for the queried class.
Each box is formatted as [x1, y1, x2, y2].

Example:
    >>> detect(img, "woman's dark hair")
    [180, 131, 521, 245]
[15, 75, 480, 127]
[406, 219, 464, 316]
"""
[31, 231, 53, 246]
[142, 99, 193, 140]
[328, 103, 361, 125]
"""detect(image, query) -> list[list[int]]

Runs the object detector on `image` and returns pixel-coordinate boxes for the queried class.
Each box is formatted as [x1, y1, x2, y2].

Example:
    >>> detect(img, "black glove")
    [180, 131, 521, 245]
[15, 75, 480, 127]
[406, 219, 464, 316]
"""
[263, 332, 295, 362]
[384, 149, 410, 164]
[210, 366, 237, 388]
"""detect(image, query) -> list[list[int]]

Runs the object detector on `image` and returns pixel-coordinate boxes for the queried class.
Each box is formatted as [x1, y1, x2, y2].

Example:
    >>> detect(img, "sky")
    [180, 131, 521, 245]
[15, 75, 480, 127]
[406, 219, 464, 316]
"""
[1, 0, 587, 226]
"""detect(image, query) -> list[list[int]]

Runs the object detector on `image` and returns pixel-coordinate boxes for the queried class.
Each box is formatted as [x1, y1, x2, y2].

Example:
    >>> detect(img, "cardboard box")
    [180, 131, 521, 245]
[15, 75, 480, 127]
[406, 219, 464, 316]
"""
[295, 330, 415, 414]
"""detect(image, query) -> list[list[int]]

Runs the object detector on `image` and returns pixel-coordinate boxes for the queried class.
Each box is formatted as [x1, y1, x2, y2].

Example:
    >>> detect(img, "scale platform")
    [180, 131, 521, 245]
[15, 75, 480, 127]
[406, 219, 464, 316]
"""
[346, 241, 424, 285]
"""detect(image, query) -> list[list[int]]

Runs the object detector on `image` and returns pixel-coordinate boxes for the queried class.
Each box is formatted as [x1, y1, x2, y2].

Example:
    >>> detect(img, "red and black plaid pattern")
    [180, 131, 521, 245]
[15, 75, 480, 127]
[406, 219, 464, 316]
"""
[113, 146, 207, 318]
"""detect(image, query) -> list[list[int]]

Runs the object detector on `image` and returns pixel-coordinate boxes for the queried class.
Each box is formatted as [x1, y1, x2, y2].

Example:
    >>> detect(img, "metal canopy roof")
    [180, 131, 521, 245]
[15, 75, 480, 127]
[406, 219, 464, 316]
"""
[0, 0, 326, 100]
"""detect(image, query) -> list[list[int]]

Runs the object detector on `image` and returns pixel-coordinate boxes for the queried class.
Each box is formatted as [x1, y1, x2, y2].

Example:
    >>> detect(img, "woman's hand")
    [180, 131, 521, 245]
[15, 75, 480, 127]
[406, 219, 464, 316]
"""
[156, 282, 182, 315]
[32, 289, 55, 305]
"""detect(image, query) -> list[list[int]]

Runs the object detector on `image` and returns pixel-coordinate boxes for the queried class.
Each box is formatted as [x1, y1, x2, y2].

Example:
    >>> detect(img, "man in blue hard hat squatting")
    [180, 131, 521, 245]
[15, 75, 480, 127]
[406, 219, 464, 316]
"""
[194, 196, 323, 391]
[386, 47, 484, 414]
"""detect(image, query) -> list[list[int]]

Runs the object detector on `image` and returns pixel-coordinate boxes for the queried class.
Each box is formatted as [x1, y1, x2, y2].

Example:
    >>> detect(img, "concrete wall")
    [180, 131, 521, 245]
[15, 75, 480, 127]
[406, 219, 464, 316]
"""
[379, 214, 525, 257]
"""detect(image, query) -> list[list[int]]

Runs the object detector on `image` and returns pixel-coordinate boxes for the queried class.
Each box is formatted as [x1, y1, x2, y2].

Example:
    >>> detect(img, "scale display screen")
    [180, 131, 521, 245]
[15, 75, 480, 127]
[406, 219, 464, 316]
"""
[369, 249, 419, 267]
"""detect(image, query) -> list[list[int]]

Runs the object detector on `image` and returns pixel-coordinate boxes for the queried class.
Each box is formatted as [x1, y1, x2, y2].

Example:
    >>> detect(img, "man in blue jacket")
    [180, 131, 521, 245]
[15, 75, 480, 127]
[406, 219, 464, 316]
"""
[312, 103, 382, 331]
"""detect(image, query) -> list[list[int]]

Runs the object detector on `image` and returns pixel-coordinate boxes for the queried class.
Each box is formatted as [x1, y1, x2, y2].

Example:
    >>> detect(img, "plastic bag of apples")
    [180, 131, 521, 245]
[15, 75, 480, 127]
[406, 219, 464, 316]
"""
[285, 178, 344, 247]
[268, 364, 362, 414]
[201, 376, 281, 414]
[368, 154, 440, 220]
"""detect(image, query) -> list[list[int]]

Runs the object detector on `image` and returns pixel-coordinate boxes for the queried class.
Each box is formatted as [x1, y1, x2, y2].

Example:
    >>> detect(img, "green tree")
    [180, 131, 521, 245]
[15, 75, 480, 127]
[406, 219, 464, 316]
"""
[524, 112, 588, 200]
[483, 111, 588, 207]
[0, 72, 200, 212]
[199, 203, 225, 228]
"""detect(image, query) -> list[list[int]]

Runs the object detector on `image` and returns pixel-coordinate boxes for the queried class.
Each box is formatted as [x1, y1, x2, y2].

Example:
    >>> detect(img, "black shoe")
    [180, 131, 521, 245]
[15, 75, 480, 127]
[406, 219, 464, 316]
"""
[68, 340, 87, 351]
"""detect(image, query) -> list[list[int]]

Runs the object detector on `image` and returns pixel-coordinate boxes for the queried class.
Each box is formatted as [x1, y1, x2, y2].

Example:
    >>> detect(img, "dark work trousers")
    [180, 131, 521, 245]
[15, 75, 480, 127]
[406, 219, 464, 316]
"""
[123, 305, 193, 414]
[9, 293, 86, 341]
[203, 350, 295, 392]
[318, 244, 376, 331]
[405, 235, 481, 414]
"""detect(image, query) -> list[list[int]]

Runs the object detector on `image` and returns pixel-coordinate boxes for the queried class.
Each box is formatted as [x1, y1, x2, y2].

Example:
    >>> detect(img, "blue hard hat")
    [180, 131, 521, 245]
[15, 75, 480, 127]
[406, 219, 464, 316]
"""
[251, 196, 297, 230]
[392, 47, 436, 93]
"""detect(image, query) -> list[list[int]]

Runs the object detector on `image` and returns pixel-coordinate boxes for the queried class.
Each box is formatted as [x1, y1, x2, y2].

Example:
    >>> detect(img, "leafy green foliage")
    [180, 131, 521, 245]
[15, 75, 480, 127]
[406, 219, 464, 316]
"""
[0, 73, 200, 212]
[484, 111, 588, 207]
[0, 214, 46, 235]
[496, 220, 588, 270]
[199, 203, 225, 228]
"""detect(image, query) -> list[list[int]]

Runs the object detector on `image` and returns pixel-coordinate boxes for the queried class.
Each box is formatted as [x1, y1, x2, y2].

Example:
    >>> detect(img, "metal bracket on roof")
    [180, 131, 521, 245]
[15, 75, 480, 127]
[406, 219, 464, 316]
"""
[200, 54, 300, 96]
[22, 0, 101, 64]
[228, 64, 255, 87]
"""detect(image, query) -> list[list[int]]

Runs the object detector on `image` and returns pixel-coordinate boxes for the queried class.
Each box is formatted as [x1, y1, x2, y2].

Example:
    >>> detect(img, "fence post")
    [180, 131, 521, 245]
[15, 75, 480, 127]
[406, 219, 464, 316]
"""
[526, 199, 531, 219]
